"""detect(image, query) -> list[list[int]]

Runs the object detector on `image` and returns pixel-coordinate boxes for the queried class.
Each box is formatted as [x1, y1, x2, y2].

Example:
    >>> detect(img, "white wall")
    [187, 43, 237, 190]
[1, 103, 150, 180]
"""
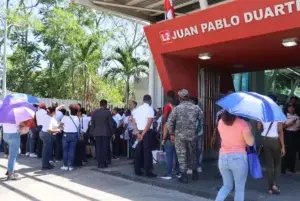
[134, 67, 163, 109]
[134, 77, 149, 104]
[1, 90, 80, 107]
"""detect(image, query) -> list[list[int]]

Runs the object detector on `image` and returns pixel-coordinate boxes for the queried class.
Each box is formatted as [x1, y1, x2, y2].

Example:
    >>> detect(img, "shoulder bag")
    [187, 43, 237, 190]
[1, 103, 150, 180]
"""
[69, 116, 83, 140]
[247, 144, 263, 179]
[257, 122, 274, 155]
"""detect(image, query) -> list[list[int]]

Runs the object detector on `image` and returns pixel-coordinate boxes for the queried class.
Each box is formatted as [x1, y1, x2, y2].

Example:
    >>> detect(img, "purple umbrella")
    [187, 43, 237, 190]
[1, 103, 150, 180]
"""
[0, 97, 37, 124]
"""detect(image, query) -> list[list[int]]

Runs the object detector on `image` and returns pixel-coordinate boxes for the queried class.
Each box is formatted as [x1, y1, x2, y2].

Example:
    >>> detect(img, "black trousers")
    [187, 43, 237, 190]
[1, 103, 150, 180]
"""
[112, 128, 121, 158]
[282, 130, 298, 172]
[37, 126, 43, 158]
[134, 130, 153, 174]
[74, 140, 86, 167]
[95, 136, 110, 167]
[54, 132, 63, 160]
[129, 130, 136, 159]
[262, 137, 281, 189]
[20, 134, 28, 154]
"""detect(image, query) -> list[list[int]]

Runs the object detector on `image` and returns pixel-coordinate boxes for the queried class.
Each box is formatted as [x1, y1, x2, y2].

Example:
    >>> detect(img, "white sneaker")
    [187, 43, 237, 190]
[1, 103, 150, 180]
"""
[61, 166, 68, 171]
[25, 152, 30, 157]
[161, 176, 172, 180]
[68, 167, 74, 171]
[29, 153, 38, 158]
[197, 167, 203, 173]
[187, 169, 193, 174]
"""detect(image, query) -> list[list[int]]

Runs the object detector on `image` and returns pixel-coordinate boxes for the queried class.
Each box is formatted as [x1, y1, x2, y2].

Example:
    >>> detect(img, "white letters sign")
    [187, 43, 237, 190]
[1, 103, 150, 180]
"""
[160, 0, 300, 43]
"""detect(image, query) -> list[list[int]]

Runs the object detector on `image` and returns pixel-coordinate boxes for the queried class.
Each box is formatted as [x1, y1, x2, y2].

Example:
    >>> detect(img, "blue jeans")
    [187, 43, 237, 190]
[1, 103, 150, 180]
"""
[196, 135, 204, 167]
[216, 153, 248, 201]
[63, 133, 78, 167]
[40, 131, 54, 168]
[164, 140, 180, 176]
[26, 129, 37, 154]
[3, 133, 20, 174]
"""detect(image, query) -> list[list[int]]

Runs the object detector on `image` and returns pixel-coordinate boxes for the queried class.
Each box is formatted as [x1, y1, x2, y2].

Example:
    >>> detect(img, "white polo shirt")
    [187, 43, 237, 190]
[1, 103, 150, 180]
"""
[113, 113, 122, 127]
[61, 115, 80, 133]
[80, 115, 91, 133]
[2, 123, 19, 134]
[133, 103, 154, 131]
[41, 116, 59, 132]
[285, 113, 300, 131]
[261, 122, 279, 138]
[36, 109, 47, 126]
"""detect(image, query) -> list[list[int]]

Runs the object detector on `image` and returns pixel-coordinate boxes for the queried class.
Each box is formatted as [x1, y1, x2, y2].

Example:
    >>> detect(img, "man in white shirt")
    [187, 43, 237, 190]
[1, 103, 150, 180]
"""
[112, 108, 123, 128]
[77, 108, 91, 164]
[36, 103, 47, 158]
[133, 95, 156, 177]
[112, 108, 123, 159]
[52, 102, 64, 161]
[126, 101, 137, 159]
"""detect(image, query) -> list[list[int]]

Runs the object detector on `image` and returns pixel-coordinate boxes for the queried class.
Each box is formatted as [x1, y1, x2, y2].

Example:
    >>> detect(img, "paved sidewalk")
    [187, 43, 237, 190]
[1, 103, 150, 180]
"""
[0, 154, 212, 201]
[94, 158, 300, 201]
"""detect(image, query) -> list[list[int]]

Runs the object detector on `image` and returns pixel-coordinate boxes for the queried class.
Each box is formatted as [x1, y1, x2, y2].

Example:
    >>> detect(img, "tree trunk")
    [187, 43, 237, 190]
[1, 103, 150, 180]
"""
[71, 68, 75, 99]
[286, 78, 300, 103]
[239, 73, 243, 91]
[83, 64, 88, 107]
[270, 70, 277, 93]
[125, 78, 130, 108]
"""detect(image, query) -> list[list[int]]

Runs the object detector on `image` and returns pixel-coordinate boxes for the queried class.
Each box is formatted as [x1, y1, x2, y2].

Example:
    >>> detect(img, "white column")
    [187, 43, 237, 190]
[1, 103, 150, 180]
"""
[148, 52, 164, 109]
[154, 67, 163, 108]
[148, 53, 155, 103]
[199, 0, 208, 9]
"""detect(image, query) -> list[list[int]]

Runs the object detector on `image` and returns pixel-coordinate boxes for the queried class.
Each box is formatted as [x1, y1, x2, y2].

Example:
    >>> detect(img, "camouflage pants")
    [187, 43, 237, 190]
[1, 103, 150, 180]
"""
[175, 137, 197, 173]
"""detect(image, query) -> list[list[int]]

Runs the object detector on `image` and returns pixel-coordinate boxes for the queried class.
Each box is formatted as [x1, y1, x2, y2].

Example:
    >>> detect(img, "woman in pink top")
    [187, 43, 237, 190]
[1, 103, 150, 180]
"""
[215, 111, 254, 201]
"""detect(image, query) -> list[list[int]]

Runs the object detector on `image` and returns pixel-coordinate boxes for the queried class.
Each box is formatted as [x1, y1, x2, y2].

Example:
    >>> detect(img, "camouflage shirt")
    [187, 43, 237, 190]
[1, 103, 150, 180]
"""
[168, 101, 203, 140]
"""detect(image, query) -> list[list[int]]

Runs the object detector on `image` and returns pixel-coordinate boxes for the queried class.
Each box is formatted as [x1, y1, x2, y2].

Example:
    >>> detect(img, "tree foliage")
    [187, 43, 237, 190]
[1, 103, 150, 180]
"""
[104, 47, 148, 107]
[1, 0, 148, 110]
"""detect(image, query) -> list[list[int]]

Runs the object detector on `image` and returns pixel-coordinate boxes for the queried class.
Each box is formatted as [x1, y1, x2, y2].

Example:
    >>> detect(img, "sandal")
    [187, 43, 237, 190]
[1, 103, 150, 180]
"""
[272, 186, 281, 195]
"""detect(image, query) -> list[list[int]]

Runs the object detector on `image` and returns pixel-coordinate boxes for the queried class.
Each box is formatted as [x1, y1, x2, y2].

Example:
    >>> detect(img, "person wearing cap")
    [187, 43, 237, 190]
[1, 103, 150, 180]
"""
[168, 89, 203, 183]
[36, 103, 48, 158]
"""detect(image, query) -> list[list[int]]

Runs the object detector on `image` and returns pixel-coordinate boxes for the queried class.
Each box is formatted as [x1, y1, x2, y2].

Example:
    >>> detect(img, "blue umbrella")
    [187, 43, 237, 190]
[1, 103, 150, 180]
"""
[216, 92, 286, 122]
[6, 93, 40, 104]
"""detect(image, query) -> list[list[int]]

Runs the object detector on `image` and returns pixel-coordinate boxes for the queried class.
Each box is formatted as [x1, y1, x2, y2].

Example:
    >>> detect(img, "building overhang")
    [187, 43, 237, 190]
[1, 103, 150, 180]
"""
[143, 0, 300, 94]
[73, 0, 229, 23]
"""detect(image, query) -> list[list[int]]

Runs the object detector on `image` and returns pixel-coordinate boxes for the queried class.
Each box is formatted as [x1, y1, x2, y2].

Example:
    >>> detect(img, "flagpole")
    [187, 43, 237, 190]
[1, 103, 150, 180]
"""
[2, 0, 8, 98]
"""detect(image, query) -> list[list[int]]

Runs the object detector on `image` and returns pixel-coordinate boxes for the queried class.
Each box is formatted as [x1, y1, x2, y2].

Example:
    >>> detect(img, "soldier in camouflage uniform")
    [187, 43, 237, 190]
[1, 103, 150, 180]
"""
[168, 89, 203, 183]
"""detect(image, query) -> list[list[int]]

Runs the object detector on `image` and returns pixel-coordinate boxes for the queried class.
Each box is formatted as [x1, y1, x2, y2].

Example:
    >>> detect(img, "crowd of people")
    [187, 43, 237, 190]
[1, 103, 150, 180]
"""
[0, 98, 165, 179]
[1, 91, 300, 201]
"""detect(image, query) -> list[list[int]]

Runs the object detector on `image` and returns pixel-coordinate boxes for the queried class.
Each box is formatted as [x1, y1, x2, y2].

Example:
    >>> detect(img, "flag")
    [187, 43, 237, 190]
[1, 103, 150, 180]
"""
[164, 0, 175, 20]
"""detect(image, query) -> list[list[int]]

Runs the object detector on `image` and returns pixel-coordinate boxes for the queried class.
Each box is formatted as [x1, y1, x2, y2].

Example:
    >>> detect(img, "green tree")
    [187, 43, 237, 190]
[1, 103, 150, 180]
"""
[104, 47, 148, 107]
[3, 0, 149, 109]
